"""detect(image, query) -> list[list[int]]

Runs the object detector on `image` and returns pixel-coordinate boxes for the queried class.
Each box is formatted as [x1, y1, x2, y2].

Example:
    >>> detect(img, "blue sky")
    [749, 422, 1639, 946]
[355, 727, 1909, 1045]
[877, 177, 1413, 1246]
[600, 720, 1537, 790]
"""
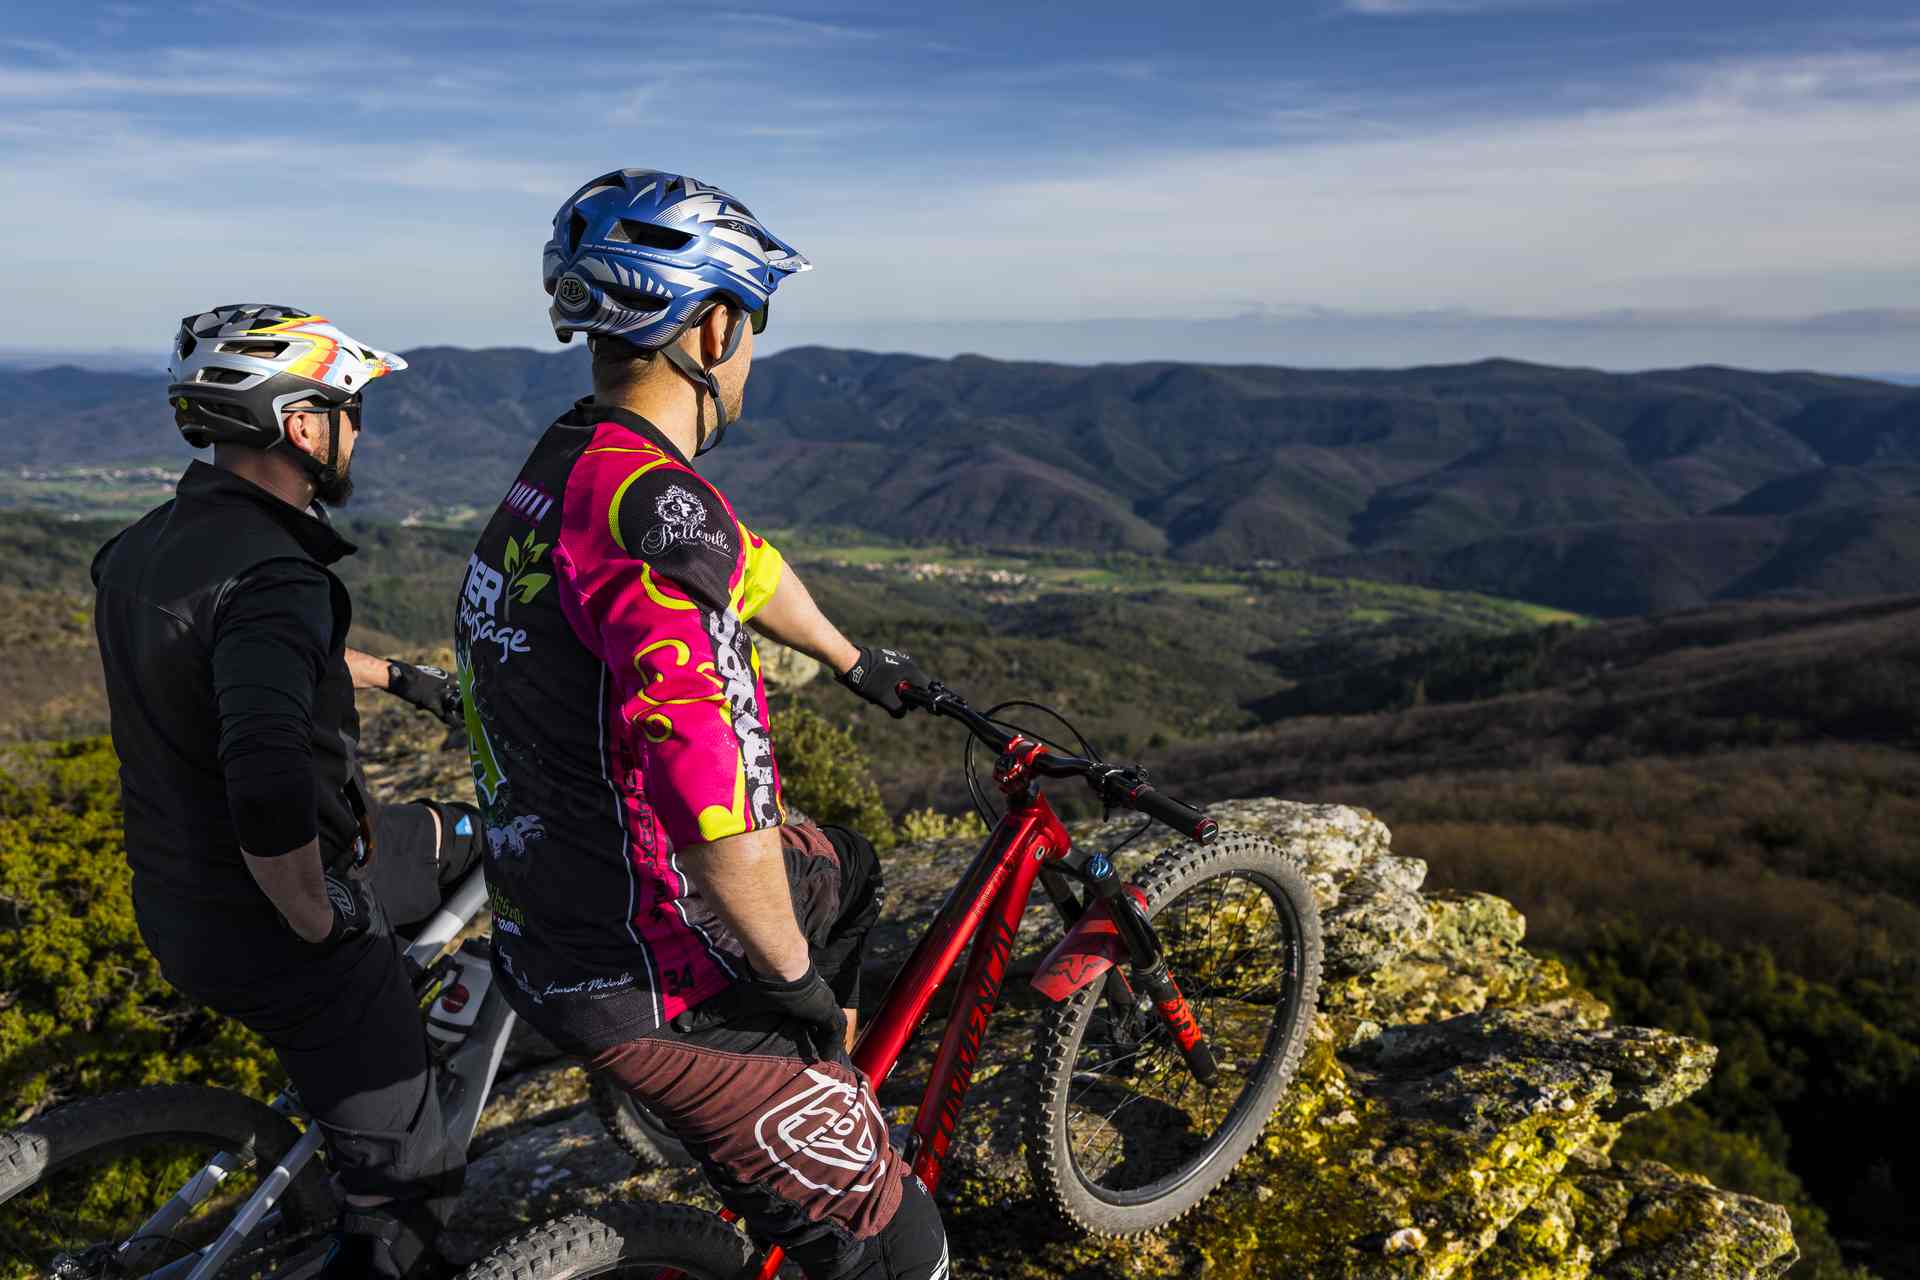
[3, 0, 1918, 371]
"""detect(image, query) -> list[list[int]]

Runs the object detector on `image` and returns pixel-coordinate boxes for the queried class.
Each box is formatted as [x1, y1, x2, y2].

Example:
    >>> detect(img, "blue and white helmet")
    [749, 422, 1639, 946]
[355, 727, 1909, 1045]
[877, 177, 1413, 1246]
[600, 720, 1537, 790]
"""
[543, 169, 811, 350]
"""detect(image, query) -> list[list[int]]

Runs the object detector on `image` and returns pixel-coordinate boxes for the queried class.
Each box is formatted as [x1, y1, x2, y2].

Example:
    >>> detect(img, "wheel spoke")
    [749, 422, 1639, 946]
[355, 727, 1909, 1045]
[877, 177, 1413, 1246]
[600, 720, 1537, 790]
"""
[1033, 840, 1321, 1235]
[1055, 867, 1300, 1199]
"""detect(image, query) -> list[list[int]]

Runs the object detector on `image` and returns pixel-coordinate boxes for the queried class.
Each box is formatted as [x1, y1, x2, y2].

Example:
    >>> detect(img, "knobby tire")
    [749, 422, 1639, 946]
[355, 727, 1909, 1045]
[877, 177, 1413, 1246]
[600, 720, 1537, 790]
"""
[587, 1078, 693, 1173]
[456, 1201, 754, 1279]
[1026, 831, 1324, 1237]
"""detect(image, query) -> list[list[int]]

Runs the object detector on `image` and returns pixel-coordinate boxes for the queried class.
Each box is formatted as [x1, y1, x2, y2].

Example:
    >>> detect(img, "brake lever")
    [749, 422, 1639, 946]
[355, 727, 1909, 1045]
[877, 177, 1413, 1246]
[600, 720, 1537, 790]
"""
[898, 680, 944, 712]
[1091, 763, 1143, 804]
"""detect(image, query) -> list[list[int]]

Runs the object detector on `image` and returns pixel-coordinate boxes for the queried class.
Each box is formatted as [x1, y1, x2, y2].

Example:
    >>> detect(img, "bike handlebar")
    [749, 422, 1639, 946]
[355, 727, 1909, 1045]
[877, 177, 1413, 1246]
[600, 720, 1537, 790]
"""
[898, 683, 1218, 844]
[1121, 781, 1218, 844]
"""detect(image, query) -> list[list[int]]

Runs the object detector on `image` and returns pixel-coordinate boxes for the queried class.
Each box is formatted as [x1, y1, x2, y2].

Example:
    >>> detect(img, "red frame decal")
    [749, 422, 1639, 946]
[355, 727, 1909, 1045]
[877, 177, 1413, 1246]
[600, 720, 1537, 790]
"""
[1154, 975, 1205, 1054]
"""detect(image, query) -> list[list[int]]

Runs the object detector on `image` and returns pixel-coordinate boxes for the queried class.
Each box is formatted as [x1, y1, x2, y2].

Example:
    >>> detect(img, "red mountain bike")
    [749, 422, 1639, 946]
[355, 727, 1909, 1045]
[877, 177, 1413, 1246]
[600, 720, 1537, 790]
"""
[463, 684, 1324, 1278]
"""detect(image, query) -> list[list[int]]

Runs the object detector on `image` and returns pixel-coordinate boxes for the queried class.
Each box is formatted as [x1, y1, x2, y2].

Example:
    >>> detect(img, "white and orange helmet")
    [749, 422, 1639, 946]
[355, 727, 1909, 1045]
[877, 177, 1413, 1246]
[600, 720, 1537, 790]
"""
[167, 304, 406, 449]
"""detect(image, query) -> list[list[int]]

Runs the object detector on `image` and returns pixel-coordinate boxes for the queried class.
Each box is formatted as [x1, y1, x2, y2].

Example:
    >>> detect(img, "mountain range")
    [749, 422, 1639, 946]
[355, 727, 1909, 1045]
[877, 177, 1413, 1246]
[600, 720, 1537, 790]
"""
[6, 346, 1919, 616]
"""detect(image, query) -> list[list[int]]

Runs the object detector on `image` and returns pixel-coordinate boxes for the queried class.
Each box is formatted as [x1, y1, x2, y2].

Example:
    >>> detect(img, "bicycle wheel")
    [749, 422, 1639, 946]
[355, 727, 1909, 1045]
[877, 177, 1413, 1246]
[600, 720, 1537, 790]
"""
[588, 1077, 693, 1172]
[458, 1202, 754, 1278]
[0, 1085, 337, 1279]
[1027, 831, 1323, 1237]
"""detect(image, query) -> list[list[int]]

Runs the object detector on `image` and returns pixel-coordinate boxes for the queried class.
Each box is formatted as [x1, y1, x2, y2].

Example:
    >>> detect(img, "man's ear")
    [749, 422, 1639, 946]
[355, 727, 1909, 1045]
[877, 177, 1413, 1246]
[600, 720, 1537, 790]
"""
[281, 407, 322, 459]
[699, 304, 735, 365]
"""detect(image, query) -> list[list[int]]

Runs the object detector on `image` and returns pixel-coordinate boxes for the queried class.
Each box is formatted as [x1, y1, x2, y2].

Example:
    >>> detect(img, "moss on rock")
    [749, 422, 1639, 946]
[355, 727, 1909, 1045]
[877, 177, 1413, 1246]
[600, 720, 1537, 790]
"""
[430, 797, 1798, 1279]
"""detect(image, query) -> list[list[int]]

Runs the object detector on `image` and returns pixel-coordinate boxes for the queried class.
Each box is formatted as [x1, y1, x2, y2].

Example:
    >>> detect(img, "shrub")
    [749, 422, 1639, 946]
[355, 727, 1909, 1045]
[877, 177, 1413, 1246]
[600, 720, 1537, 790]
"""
[0, 739, 279, 1123]
[1573, 924, 1919, 1278]
[896, 807, 978, 843]
[769, 706, 896, 848]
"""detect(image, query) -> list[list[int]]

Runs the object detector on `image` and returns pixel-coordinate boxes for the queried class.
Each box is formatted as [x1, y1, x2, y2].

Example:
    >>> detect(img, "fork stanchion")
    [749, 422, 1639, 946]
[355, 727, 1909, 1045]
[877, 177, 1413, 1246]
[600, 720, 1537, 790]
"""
[1082, 851, 1222, 1088]
[404, 866, 488, 968]
[1131, 961, 1221, 1089]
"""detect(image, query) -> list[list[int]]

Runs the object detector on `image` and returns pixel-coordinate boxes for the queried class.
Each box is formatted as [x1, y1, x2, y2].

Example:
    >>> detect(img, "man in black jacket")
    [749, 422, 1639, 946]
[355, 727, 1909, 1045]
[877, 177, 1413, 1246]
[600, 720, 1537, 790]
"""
[91, 304, 465, 1279]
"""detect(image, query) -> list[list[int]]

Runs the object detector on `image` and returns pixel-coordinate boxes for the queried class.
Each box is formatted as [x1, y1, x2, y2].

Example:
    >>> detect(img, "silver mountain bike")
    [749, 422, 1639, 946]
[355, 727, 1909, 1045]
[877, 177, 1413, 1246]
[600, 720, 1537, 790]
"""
[0, 868, 517, 1280]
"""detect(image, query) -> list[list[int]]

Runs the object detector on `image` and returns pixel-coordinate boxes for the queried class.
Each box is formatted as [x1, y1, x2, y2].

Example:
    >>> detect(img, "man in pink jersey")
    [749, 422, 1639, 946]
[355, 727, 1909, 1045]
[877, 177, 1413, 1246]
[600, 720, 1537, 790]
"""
[456, 170, 947, 1279]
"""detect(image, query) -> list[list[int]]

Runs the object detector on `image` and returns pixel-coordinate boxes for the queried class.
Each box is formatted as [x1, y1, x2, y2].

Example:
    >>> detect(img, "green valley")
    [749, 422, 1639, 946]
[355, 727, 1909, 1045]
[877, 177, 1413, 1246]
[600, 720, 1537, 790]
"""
[1, 507, 1915, 1277]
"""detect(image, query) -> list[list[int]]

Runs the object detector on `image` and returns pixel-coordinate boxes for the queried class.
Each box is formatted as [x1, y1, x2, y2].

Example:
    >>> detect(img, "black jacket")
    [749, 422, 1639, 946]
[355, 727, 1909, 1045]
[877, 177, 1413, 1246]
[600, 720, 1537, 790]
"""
[92, 461, 364, 919]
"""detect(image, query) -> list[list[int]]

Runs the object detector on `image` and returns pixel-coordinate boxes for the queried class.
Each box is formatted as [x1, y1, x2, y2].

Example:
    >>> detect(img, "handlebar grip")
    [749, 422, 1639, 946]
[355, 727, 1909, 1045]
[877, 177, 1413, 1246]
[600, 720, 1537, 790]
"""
[1126, 783, 1218, 843]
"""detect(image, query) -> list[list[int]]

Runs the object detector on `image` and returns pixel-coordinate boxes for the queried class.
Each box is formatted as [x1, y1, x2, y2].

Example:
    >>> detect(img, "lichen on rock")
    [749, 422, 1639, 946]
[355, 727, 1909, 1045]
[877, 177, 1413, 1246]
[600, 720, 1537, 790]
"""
[418, 791, 1796, 1279]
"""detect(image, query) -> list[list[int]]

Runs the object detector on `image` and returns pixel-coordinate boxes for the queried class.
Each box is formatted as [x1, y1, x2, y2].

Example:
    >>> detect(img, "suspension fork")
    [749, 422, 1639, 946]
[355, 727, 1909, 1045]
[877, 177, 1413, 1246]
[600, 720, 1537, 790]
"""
[1079, 852, 1219, 1087]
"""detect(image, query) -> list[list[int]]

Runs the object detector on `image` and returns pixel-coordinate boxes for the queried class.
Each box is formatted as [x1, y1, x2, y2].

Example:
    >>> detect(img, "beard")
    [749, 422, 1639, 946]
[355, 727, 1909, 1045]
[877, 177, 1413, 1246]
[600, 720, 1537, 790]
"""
[316, 461, 355, 506]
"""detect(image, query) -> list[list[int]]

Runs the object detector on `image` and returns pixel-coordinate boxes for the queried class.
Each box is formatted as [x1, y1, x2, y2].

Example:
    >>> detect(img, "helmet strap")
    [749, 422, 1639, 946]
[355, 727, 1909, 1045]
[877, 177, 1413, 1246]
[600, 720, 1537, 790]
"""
[320, 405, 343, 482]
[284, 404, 344, 488]
[658, 305, 746, 458]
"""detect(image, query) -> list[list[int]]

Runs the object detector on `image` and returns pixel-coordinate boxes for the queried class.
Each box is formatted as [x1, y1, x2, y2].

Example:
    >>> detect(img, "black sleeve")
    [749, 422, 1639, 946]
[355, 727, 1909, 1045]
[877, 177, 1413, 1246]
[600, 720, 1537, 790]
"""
[211, 560, 334, 858]
[610, 467, 739, 613]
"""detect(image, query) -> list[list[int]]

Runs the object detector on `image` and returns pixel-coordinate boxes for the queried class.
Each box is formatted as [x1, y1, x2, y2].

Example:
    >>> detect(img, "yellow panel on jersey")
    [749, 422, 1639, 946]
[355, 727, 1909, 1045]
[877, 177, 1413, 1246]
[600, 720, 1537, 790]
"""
[734, 526, 786, 622]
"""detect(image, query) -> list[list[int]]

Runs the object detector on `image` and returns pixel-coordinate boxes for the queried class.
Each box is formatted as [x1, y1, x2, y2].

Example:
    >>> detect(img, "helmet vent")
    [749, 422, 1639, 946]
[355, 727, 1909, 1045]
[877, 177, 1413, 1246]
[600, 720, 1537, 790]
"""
[219, 340, 287, 358]
[602, 282, 671, 314]
[196, 368, 250, 386]
[568, 210, 590, 255]
[606, 220, 694, 252]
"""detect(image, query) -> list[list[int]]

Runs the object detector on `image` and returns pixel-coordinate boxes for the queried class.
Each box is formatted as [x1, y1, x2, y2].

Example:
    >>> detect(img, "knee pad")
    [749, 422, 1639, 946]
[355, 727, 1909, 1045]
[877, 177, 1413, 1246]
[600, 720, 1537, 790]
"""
[817, 826, 884, 1009]
[322, 1201, 445, 1280]
[412, 798, 484, 887]
[821, 825, 884, 934]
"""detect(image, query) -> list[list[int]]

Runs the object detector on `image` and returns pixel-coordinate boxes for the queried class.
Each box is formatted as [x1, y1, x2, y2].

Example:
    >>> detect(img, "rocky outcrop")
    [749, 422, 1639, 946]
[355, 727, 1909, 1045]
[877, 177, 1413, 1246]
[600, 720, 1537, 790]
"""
[357, 710, 1797, 1278]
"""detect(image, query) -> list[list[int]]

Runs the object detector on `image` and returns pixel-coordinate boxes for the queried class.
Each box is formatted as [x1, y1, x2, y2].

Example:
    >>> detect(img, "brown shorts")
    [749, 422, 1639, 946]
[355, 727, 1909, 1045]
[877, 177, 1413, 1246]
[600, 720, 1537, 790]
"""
[589, 821, 902, 1274]
[671, 818, 878, 1010]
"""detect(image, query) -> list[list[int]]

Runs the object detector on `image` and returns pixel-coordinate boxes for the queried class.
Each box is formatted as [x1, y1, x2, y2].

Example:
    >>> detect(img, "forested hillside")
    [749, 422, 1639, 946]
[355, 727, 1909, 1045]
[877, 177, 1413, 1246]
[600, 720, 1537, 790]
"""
[0, 511, 1566, 746]
[0, 513, 1914, 1274]
[7, 349, 1920, 613]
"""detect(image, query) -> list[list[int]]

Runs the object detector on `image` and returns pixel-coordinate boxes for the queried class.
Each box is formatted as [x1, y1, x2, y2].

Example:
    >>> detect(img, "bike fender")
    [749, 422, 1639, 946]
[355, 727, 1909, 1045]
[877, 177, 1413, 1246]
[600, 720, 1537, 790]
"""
[1031, 885, 1148, 1001]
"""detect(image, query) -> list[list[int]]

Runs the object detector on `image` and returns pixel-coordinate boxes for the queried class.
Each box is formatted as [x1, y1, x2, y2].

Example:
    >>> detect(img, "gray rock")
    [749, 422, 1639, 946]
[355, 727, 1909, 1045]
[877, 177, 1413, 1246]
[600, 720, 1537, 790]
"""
[431, 797, 1788, 1280]
[1322, 871, 1434, 978]
[1354, 1009, 1716, 1120]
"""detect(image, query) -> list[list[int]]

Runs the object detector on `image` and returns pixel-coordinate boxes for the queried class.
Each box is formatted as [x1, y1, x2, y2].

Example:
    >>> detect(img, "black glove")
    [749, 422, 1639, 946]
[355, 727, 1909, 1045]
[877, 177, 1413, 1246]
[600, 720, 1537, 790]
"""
[675, 963, 848, 1063]
[387, 660, 463, 731]
[837, 645, 928, 718]
[307, 871, 374, 947]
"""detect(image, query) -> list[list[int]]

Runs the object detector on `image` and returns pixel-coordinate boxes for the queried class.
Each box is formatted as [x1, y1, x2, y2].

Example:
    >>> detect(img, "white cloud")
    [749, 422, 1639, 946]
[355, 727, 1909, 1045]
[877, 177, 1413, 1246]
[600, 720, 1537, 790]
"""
[2, 38, 1919, 372]
[781, 47, 1920, 325]
[0, 66, 283, 97]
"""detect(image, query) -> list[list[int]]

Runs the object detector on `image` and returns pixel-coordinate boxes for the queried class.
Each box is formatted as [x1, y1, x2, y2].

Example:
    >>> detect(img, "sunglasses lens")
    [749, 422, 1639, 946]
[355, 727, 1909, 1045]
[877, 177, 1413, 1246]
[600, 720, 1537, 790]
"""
[343, 399, 364, 432]
[750, 303, 769, 335]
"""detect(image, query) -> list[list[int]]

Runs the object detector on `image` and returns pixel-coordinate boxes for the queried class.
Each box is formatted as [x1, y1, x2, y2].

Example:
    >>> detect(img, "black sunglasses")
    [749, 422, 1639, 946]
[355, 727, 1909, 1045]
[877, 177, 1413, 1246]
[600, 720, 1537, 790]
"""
[285, 396, 364, 431]
[747, 301, 769, 335]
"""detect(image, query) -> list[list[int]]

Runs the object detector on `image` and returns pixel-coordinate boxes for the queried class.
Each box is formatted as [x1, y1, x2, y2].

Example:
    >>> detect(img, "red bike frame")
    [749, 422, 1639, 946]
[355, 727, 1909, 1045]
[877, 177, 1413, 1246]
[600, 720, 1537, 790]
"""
[668, 723, 1213, 1280]
[732, 753, 1080, 1278]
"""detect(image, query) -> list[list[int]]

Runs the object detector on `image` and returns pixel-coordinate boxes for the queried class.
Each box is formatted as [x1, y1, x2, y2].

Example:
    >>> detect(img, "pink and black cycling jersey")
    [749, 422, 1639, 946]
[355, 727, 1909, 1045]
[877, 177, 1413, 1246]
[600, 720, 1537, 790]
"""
[455, 399, 787, 1051]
